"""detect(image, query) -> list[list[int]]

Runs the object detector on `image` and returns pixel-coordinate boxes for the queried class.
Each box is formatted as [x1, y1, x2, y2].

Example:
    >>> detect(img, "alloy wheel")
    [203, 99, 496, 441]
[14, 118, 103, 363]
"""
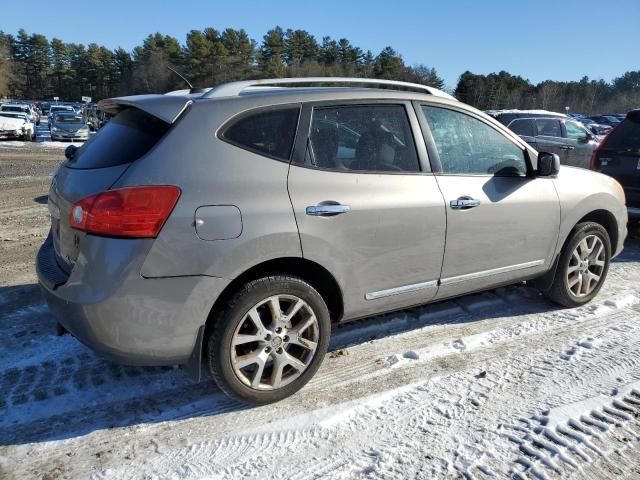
[566, 234, 606, 297]
[230, 294, 319, 390]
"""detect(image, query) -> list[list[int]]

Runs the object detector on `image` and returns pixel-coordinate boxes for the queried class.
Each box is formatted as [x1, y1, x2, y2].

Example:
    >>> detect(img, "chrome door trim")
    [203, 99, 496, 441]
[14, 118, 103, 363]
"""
[440, 259, 545, 286]
[365, 280, 438, 301]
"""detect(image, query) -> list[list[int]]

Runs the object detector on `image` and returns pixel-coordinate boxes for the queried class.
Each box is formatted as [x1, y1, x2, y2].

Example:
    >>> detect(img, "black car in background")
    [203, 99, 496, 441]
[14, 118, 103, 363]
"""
[591, 110, 640, 219]
[588, 115, 622, 127]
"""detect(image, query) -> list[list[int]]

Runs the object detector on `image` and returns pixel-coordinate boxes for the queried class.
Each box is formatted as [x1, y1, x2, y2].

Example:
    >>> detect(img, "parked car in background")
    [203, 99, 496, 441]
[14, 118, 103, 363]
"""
[37, 78, 627, 405]
[48, 105, 75, 125]
[488, 110, 599, 169]
[50, 112, 90, 141]
[578, 117, 612, 136]
[588, 115, 622, 127]
[0, 103, 39, 126]
[0, 111, 35, 140]
[591, 109, 640, 219]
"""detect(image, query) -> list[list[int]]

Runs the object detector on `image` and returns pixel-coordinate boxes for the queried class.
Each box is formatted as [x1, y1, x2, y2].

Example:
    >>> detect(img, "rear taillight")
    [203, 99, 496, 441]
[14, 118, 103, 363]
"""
[589, 124, 618, 171]
[70, 186, 181, 238]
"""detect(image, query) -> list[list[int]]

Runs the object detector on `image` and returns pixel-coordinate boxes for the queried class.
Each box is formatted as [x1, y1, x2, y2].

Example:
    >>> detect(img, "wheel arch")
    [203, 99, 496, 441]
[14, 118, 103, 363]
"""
[575, 209, 618, 252]
[206, 257, 344, 332]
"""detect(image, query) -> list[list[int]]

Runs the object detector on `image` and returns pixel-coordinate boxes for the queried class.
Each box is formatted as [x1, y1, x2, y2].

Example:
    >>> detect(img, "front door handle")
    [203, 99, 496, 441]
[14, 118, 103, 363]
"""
[450, 197, 481, 210]
[306, 204, 351, 217]
[559, 145, 575, 150]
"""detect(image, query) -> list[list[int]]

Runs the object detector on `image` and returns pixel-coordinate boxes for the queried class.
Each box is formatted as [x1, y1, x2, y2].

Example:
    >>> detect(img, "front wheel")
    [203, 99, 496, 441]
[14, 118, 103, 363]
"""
[208, 275, 331, 404]
[543, 222, 611, 307]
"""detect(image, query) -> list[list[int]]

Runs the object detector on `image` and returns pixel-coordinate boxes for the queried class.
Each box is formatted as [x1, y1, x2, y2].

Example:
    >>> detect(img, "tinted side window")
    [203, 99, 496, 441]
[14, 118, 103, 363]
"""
[222, 107, 300, 161]
[69, 108, 170, 169]
[603, 116, 640, 149]
[422, 106, 527, 176]
[564, 121, 589, 141]
[509, 119, 535, 137]
[307, 105, 419, 172]
[535, 119, 562, 137]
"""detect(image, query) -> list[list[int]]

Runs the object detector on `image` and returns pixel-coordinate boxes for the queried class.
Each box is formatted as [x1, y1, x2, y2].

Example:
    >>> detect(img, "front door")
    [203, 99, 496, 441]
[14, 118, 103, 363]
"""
[418, 105, 561, 299]
[288, 102, 446, 320]
[563, 119, 599, 169]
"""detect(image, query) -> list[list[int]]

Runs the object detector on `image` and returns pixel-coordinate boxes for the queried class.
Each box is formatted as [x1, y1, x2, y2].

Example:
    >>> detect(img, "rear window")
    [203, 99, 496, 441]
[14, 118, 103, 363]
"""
[69, 108, 170, 169]
[603, 115, 640, 150]
[221, 106, 300, 161]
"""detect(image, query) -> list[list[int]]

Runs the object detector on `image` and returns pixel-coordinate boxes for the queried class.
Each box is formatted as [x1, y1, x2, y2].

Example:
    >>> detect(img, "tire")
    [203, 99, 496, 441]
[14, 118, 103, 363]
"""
[543, 222, 611, 307]
[208, 275, 331, 404]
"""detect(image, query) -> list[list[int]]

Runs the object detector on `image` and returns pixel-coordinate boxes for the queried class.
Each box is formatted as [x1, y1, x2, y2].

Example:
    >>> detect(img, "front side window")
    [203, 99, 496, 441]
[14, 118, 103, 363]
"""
[422, 106, 527, 176]
[564, 121, 590, 141]
[535, 119, 562, 138]
[221, 106, 300, 161]
[307, 105, 420, 172]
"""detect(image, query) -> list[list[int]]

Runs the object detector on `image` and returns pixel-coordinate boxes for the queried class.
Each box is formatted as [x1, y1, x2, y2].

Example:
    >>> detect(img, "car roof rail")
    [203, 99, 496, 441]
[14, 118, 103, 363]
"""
[200, 77, 456, 100]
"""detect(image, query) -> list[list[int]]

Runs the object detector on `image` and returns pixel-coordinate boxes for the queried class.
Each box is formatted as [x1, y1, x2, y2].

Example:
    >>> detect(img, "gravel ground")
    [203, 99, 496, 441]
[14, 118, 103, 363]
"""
[0, 144, 639, 480]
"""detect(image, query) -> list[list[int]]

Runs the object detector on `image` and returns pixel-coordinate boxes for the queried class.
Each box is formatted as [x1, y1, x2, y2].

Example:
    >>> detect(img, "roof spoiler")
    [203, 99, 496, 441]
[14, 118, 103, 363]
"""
[98, 95, 192, 124]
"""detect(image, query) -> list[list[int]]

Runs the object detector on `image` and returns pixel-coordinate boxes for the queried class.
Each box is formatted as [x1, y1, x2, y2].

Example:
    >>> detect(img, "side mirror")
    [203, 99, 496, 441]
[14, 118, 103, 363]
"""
[65, 144, 78, 161]
[537, 152, 560, 177]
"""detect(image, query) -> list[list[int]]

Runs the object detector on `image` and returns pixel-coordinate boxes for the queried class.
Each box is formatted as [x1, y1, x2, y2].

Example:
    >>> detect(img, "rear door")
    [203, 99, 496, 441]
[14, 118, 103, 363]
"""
[418, 104, 560, 299]
[287, 101, 446, 320]
[533, 118, 569, 162]
[562, 120, 598, 169]
[595, 112, 640, 211]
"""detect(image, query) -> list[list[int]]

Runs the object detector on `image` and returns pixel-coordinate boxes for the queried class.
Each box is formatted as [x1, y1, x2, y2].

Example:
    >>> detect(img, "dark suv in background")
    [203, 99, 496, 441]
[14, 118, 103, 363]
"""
[591, 109, 640, 219]
[488, 110, 599, 169]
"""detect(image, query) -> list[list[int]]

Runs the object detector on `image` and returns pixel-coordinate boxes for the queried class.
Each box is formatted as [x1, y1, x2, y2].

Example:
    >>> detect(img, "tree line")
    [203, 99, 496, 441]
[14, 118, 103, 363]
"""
[1, 27, 638, 114]
[455, 70, 640, 114]
[0, 27, 443, 101]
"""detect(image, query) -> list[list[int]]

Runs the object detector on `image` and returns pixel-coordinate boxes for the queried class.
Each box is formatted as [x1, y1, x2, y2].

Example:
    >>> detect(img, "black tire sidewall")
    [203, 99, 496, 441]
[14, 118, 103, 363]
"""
[209, 276, 331, 405]
[557, 223, 611, 305]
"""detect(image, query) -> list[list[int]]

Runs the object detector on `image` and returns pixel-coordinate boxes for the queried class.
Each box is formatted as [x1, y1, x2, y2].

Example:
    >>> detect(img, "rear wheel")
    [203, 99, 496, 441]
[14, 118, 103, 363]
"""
[208, 275, 331, 404]
[543, 222, 611, 307]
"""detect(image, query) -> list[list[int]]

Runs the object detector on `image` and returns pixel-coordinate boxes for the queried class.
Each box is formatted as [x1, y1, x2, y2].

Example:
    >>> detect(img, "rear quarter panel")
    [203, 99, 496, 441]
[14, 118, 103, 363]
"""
[114, 99, 302, 279]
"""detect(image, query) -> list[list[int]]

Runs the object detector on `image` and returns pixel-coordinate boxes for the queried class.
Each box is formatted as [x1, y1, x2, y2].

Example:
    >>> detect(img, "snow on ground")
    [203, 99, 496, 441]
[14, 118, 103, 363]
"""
[0, 172, 639, 479]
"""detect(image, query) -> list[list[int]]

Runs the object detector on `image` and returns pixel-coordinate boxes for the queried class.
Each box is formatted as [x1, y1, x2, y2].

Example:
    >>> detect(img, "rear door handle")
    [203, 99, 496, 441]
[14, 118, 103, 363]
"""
[450, 197, 481, 210]
[306, 204, 351, 216]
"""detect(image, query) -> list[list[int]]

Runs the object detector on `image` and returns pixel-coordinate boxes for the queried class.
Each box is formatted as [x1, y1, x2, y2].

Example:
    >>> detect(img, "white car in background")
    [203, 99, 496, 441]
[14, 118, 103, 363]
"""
[0, 103, 39, 126]
[0, 112, 35, 141]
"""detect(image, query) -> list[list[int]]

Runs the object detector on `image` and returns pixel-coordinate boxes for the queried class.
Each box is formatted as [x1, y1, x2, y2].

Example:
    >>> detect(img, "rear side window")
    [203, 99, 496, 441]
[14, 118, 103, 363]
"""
[69, 108, 170, 169]
[508, 119, 535, 137]
[306, 104, 420, 172]
[535, 119, 562, 137]
[603, 115, 640, 150]
[221, 107, 300, 161]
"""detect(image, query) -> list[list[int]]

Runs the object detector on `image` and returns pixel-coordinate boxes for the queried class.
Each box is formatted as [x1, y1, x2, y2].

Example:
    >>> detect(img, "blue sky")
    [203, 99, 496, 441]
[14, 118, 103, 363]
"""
[2, 0, 639, 88]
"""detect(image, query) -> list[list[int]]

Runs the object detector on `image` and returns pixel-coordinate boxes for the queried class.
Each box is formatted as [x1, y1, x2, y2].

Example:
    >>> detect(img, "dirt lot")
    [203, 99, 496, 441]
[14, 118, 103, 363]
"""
[1, 145, 640, 479]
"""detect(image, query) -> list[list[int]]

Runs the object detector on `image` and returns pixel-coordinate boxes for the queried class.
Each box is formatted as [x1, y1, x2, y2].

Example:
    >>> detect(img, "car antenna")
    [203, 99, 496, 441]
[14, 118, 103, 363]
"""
[167, 67, 206, 94]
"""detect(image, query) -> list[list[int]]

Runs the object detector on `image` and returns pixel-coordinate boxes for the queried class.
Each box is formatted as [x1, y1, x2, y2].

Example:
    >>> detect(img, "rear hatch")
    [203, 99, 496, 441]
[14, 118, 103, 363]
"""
[47, 101, 184, 274]
[593, 111, 640, 208]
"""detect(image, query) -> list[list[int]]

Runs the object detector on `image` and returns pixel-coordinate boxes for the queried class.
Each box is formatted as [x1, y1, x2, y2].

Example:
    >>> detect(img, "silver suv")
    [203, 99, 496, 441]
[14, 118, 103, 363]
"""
[37, 78, 628, 404]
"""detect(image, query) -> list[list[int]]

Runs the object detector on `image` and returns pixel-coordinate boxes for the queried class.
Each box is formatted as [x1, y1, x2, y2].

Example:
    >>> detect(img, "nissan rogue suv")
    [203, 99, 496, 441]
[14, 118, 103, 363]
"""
[37, 78, 628, 404]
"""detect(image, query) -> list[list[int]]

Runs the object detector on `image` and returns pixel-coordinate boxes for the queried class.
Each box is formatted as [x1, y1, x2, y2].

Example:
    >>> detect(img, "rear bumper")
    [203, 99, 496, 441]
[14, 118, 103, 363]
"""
[37, 232, 230, 366]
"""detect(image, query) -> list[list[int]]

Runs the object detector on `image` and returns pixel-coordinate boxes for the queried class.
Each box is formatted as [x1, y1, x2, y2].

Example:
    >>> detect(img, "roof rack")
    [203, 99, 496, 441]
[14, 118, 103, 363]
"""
[200, 77, 455, 100]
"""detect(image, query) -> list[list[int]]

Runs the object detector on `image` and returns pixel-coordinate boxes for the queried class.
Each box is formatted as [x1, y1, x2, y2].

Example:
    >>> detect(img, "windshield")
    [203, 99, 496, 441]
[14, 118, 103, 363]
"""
[51, 106, 73, 113]
[0, 113, 26, 119]
[1, 106, 28, 113]
[55, 115, 84, 124]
